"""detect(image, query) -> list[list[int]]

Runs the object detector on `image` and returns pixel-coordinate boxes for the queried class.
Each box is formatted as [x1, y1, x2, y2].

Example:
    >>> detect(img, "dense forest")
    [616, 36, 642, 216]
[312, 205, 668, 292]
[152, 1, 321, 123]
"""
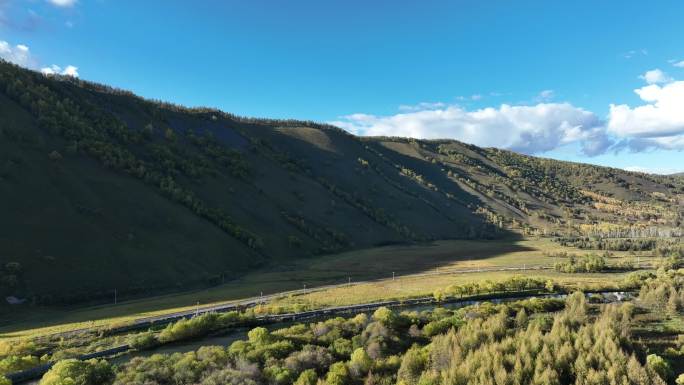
[1, 60, 683, 304]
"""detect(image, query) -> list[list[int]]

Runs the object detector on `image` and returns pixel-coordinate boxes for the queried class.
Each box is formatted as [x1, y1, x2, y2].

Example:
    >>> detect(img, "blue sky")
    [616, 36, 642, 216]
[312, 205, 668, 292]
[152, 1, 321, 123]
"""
[2, 1, 684, 173]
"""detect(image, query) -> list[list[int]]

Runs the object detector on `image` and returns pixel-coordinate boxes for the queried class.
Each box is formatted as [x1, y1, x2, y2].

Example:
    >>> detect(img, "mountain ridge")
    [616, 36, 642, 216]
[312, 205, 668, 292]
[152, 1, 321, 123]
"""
[1, 60, 682, 306]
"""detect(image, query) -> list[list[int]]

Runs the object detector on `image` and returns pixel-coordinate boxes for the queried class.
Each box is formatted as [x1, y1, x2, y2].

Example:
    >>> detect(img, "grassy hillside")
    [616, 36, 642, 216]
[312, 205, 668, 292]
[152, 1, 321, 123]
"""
[1, 60, 682, 306]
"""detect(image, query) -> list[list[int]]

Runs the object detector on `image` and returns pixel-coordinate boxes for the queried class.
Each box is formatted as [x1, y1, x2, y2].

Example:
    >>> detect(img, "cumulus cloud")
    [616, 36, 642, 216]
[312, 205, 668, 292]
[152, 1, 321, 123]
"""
[47, 0, 77, 7]
[41, 64, 79, 77]
[330, 63, 684, 156]
[1, 39, 79, 77]
[0, 40, 34, 67]
[330, 103, 611, 156]
[61, 65, 78, 76]
[639, 69, 672, 85]
[608, 80, 684, 150]
[672, 60, 684, 68]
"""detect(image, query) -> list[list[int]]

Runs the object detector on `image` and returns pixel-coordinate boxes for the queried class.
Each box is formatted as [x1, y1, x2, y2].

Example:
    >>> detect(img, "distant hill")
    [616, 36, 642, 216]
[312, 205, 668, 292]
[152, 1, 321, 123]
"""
[1, 60, 682, 305]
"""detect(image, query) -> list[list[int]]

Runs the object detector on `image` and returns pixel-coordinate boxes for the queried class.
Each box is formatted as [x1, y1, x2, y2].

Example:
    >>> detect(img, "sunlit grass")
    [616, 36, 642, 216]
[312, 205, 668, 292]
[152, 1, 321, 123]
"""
[2, 237, 656, 339]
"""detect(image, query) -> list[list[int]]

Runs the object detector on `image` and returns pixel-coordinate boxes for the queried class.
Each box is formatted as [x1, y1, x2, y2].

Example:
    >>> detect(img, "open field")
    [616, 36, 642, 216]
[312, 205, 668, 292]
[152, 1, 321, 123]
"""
[262, 270, 633, 311]
[1, 237, 657, 339]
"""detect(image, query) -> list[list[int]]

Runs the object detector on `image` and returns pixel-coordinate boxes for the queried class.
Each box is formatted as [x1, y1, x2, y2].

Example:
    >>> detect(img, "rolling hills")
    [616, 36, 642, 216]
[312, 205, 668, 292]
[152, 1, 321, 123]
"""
[1, 60, 683, 306]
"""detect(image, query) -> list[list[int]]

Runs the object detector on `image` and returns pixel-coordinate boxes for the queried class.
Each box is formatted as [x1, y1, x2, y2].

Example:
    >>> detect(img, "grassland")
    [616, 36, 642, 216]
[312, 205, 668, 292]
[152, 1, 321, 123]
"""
[262, 270, 632, 311]
[1, 237, 656, 339]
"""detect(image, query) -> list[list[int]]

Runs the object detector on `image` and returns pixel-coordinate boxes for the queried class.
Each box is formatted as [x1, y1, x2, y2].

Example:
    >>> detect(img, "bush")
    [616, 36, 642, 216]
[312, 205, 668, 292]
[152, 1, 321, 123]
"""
[397, 346, 427, 385]
[0, 355, 45, 376]
[248, 327, 272, 345]
[647, 354, 672, 381]
[39, 359, 113, 385]
[554, 254, 607, 273]
[326, 362, 349, 385]
[349, 348, 372, 377]
[263, 365, 292, 385]
[128, 331, 159, 350]
[156, 312, 246, 344]
[294, 369, 317, 385]
[372, 307, 397, 326]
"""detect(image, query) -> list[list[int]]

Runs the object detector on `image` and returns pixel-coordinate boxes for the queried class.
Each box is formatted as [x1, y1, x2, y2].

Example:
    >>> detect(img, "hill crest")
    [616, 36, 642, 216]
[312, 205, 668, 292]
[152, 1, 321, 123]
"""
[1, 60, 682, 305]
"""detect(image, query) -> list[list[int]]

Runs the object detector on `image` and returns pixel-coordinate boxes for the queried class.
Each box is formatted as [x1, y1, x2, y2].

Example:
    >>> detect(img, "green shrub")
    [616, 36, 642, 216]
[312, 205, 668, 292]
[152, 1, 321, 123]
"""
[397, 346, 427, 385]
[647, 354, 672, 381]
[128, 331, 159, 350]
[349, 348, 372, 377]
[248, 327, 272, 345]
[676, 373, 684, 385]
[294, 369, 317, 385]
[0, 355, 45, 376]
[39, 359, 113, 385]
[326, 362, 349, 385]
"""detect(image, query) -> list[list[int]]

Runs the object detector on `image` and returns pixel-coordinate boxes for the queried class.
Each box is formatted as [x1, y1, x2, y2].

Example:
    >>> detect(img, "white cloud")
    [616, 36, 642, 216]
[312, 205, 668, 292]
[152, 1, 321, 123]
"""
[608, 80, 684, 150]
[0, 39, 80, 77]
[329, 64, 684, 156]
[47, 0, 77, 7]
[538, 89, 554, 100]
[455, 94, 484, 102]
[639, 69, 672, 85]
[40, 64, 79, 77]
[672, 60, 684, 68]
[398, 102, 446, 112]
[624, 49, 648, 59]
[40, 64, 59, 75]
[61, 65, 78, 76]
[623, 166, 652, 173]
[330, 102, 610, 156]
[0, 40, 34, 67]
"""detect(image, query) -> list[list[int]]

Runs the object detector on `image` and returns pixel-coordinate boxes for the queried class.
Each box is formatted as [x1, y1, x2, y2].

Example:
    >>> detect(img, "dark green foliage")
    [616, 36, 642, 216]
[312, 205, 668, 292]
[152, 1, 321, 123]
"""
[554, 254, 608, 273]
[555, 237, 660, 251]
[0, 262, 22, 291]
[433, 275, 552, 301]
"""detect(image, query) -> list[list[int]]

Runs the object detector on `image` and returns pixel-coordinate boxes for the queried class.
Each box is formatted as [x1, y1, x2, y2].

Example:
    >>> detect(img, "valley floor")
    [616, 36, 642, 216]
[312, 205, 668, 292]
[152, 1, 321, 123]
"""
[1, 237, 655, 339]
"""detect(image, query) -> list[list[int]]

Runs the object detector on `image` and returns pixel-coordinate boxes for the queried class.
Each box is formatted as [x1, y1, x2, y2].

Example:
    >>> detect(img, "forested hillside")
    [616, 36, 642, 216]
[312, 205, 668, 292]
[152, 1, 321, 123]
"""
[1, 60, 683, 305]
